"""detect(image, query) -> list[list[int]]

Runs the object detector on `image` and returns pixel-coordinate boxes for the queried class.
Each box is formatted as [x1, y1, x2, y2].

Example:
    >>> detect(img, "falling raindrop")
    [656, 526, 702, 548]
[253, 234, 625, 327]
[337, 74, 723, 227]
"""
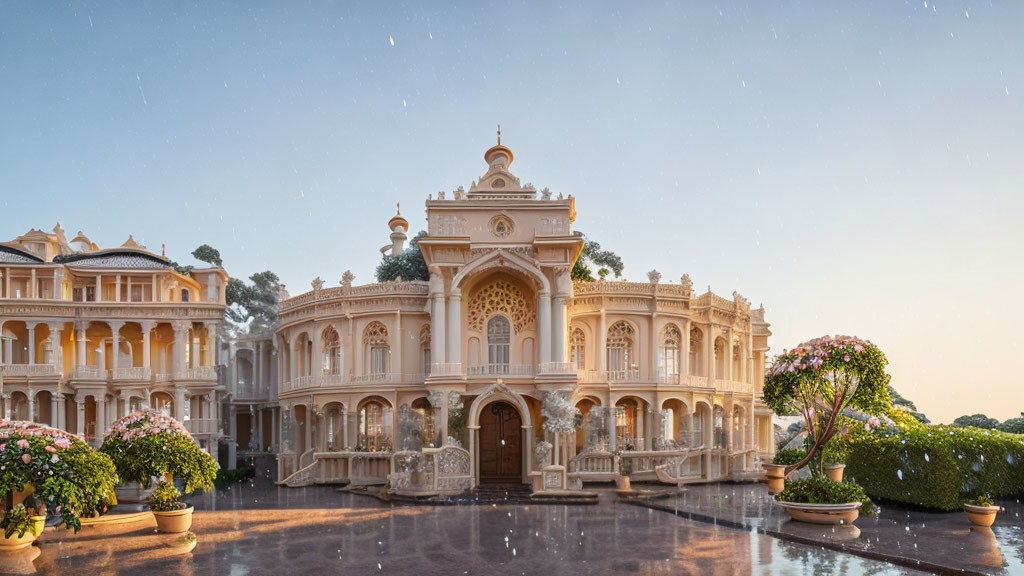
[924, 453, 930, 462]
[897, 469, 903, 480]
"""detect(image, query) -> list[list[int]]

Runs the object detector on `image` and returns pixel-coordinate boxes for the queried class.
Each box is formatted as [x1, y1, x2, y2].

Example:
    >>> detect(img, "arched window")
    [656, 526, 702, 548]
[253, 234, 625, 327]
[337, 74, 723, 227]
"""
[321, 326, 341, 375]
[606, 321, 634, 374]
[359, 399, 390, 451]
[363, 322, 390, 376]
[570, 327, 586, 370]
[419, 324, 431, 375]
[659, 324, 681, 377]
[487, 316, 510, 369]
[689, 327, 703, 376]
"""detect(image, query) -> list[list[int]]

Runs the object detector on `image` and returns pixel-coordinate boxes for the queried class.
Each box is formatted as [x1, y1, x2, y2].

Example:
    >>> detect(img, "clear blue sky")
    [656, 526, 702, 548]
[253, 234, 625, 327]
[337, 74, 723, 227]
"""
[2, 2, 1021, 423]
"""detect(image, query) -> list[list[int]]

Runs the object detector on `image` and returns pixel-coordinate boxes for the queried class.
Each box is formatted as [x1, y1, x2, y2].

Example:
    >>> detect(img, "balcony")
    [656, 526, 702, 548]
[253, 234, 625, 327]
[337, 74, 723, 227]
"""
[177, 366, 217, 381]
[577, 369, 641, 383]
[71, 365, 106, 380]
[714, 379, 754, 394]
[234, 385, 269, 402]
[0, 364, 59, 378]
[467, 364, 534, 377]
[185, 418, 218, 435]
[428, 363, 462, 378]
[537, 362, 576, 376]
[112, 366, 151, 381]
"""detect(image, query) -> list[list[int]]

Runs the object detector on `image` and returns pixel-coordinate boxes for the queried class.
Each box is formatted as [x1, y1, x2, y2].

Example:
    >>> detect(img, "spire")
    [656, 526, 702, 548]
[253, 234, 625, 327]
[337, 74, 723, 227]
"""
[497, 123, 501, 145]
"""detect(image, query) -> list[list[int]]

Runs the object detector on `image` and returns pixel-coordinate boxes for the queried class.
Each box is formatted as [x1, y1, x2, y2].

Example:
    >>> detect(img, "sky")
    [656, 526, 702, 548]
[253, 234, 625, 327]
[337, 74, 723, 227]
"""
[1, 1, 1021, 424]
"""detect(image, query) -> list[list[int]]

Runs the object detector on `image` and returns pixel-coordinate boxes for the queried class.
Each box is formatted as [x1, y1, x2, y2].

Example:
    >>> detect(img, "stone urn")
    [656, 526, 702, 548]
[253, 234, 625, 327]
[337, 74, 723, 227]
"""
[615, 475, 632, 491]
[0, 516, 46, 552]
[964, 503, 1001, 527]
[824, 464, 845, 483]
[153, 506, 194, 533]
[762, 463, 787, 494]
[778, 501, 861, 525]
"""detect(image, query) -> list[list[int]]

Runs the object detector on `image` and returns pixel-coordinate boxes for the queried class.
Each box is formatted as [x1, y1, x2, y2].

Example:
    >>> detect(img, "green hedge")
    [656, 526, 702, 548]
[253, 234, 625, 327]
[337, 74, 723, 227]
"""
[846, 424, 1024, 511]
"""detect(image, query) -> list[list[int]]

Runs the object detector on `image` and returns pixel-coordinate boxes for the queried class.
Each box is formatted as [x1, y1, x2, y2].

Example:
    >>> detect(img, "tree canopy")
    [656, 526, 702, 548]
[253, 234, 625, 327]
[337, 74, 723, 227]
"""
[888, 385, 930, 424]
[191, 244, 223, 267]
[571, 231, 624, 281]
[226, 270, 281, 334]
[375, 231, 429, 282]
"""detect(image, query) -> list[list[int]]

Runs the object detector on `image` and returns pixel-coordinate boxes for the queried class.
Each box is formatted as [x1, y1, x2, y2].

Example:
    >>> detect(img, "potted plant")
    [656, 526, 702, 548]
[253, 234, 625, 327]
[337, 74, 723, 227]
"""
[776, 475, 876, 525]
[0, 504, 45, 551]
[964, 494, 1001, 527]
[100, 410, 218, 534]
[822, 440, 847, 483]
[0, 420, 117, 550]
[764, 449, 803, 493]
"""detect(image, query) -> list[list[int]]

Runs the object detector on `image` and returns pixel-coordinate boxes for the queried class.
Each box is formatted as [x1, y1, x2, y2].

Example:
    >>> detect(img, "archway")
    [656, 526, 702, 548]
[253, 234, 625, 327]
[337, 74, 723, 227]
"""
[478, 401, 523, 484]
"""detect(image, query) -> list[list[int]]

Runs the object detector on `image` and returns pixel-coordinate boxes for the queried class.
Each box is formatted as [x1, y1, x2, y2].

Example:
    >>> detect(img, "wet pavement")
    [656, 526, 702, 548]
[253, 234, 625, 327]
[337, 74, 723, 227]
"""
[7, 475, 931, 576]
[627, 482, 1024, 576]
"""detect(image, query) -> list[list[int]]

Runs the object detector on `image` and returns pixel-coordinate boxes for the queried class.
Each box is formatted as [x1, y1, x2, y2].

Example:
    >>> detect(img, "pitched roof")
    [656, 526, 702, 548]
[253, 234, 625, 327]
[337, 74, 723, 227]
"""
[0, 243, 44, 264]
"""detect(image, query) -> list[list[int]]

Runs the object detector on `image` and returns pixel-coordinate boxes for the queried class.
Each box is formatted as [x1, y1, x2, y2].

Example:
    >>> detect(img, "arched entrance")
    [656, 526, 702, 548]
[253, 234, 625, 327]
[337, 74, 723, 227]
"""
[478, 401, 522, 483]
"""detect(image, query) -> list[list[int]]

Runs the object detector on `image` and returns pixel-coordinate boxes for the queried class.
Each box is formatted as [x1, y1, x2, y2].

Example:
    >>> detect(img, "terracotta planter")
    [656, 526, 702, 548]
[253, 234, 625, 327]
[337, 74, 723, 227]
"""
[615, 476, 631, 491]
[153, 506, 193, 533]
[964, 504, 1000, 527]
[824, 464, 845, 483]
[778, 501, 861, 525]
[762, 464, 786, 494]
[0, 516, 46, 552]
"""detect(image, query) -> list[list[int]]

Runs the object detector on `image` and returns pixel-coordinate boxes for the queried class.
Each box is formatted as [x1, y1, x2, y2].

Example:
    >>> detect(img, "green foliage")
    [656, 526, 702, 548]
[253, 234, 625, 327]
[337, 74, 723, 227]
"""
[148, 481, 188, 512]
[846, 424, 1024, 511]
[448, 396, 466, 443]
[1, 505, 39, 539]
[226, 270, 281, 331]
[952, 414, 1001, 430]
[570, 231, 624, 281]
[888, 385, 930, 424]
[101, 431, 218, 496]
[191, 244, 223, 267]
[763, 336, 892, 476]
[214, 465, 256, 489]
[999, 414, 1024, 435]
[969, 493, 995, 507]
[375, 231, 429, 282]
[773, 449, 806, 466]
[0, 429, 118, 532]
[777, 475, 876, 517]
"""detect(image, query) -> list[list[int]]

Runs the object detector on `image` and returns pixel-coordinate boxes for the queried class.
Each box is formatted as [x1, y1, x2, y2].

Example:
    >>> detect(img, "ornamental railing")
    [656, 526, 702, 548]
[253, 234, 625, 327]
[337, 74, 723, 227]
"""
[0, 364, 59, 377]
[537, 362, 575, 375]
[713, 379, 753, 394]
[428, 363, 463, 377]
[467, 364, 534, 377]
[71, 365, 106, 380]
[112, 366, 151, 381]
[178, 366, 217, 380]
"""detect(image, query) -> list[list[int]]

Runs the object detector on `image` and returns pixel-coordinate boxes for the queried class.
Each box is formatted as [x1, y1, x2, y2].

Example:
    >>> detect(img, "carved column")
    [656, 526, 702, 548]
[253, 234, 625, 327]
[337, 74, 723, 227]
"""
[50, 395, 58, 427]
[428, 266, 446, 367]
[174, 386, 185, 422]
[598, 311, 607, 372]
[140, 321, 154, 370]
[551, 295, 567, 364]
[48, 322, 63, 374]
[447, 292, 461, 365]
[75, 321, 87, 368]
[538, 290, 551, 365]
[255, 341, 263, 395]
[26, 322, 36, 364]
[109, 321, 124, 371]
[96, 396, 106, 437]
[204, 322, 218, 367]
[706, 324, 715, 383]
[171, 321, 190, 377]
[27, 391, 35, 422]
[56, 394, 66, 431]
[76, 399, 85, 436]
[725, 327, 733, 382]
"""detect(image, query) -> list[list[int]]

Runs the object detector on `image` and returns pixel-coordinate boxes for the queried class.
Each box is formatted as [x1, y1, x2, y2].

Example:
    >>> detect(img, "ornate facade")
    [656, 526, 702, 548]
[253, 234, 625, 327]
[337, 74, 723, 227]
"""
[272, 137, 774, 492]
[0, 225, 228, 452]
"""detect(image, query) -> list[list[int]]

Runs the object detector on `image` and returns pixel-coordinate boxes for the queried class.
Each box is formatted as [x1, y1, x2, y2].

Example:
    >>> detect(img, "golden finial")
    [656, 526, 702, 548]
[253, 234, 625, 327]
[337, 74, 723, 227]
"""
[396, 202, 400, 215]
[497, 123, 501, 145]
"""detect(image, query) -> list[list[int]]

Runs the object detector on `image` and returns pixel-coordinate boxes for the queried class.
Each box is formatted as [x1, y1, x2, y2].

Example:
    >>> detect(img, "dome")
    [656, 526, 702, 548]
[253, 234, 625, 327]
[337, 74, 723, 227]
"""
[388, 204, 408, 232]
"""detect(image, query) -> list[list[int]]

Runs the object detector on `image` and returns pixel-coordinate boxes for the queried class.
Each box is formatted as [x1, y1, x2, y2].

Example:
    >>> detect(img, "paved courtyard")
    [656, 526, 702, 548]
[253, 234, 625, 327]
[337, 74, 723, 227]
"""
[12, 475, 927, 576]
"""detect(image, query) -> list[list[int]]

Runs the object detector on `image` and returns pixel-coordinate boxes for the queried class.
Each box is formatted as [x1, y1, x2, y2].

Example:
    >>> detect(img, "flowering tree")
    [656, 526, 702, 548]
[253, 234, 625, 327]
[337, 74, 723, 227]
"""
[100, 410, 218, 495]
[763, 335, 891, 476]
[0, 420, 118, 531]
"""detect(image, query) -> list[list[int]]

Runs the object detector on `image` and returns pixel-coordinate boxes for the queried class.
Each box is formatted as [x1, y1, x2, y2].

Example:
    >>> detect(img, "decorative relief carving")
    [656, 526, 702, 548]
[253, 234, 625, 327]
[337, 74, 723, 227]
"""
[362, 321, 388, 345]
[466, 279, 535, 333]
[429, 215, 467, 236]
[489, 216, 514, 238]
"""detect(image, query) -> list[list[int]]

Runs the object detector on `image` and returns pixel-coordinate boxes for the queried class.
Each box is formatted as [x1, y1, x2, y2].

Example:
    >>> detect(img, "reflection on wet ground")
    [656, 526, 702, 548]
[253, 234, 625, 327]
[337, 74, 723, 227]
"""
[633, 482, 1024, 576]
[12, 477, 928, 576]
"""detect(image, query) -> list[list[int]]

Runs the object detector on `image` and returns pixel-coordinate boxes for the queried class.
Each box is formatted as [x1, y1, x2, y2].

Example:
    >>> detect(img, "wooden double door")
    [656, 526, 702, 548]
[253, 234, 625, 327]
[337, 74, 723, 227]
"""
[478, 401, 523, 484]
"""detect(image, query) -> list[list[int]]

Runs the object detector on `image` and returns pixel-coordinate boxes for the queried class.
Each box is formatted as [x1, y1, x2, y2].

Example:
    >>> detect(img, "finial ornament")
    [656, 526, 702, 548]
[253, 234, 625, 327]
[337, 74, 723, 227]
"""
[497, 123, 501, 145]
[396, 202, 401, 215]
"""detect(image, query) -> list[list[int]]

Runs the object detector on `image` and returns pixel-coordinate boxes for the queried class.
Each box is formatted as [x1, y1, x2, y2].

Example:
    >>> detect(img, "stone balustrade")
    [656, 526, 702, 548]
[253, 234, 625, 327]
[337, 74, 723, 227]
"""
[0, 364, 59, 377]
[466, 364, 534, 377]
[536, 362, 575, 375]
[112, 366, 151, 381]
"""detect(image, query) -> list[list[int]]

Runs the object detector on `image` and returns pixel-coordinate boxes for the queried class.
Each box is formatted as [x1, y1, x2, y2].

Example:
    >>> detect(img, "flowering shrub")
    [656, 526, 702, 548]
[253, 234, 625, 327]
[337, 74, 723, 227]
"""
[777, 475, 877, 517]
[763, 335, 891, 475]
[99, 410, 218, 496]
[0, 420, 118, 532]
[148, 481, 188, 512]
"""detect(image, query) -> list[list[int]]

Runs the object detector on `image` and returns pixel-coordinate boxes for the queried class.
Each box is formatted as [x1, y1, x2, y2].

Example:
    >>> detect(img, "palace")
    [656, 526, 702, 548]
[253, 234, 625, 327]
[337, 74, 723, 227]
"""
[0, 226, 228, 453]
[267, 136, 775, 492]
[0, 136, 775, 494]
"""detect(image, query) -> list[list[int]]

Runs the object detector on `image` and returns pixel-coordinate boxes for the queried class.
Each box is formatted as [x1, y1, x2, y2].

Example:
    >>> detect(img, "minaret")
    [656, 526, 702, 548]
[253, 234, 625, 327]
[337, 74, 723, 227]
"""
[388, 203, 409, 254]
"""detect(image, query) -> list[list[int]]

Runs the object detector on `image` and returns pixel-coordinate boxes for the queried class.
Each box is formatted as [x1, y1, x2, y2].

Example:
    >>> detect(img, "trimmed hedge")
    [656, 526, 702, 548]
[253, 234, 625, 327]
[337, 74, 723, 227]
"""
[846, 424, 1024, 511]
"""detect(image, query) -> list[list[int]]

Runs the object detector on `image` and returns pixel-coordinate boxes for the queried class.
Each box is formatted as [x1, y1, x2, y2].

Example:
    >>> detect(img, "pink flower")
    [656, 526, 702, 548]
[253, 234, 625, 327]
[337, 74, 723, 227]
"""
[843, 354, 851, 362]
[16, 438, 30, 449]
[45, 445, 57, 453]
[20, 453, 31, 464]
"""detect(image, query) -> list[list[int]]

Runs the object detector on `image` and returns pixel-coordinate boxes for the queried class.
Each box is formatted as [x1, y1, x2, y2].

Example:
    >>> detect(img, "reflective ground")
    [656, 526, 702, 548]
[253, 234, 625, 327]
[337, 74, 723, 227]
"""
[17, 479, 928, 576]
